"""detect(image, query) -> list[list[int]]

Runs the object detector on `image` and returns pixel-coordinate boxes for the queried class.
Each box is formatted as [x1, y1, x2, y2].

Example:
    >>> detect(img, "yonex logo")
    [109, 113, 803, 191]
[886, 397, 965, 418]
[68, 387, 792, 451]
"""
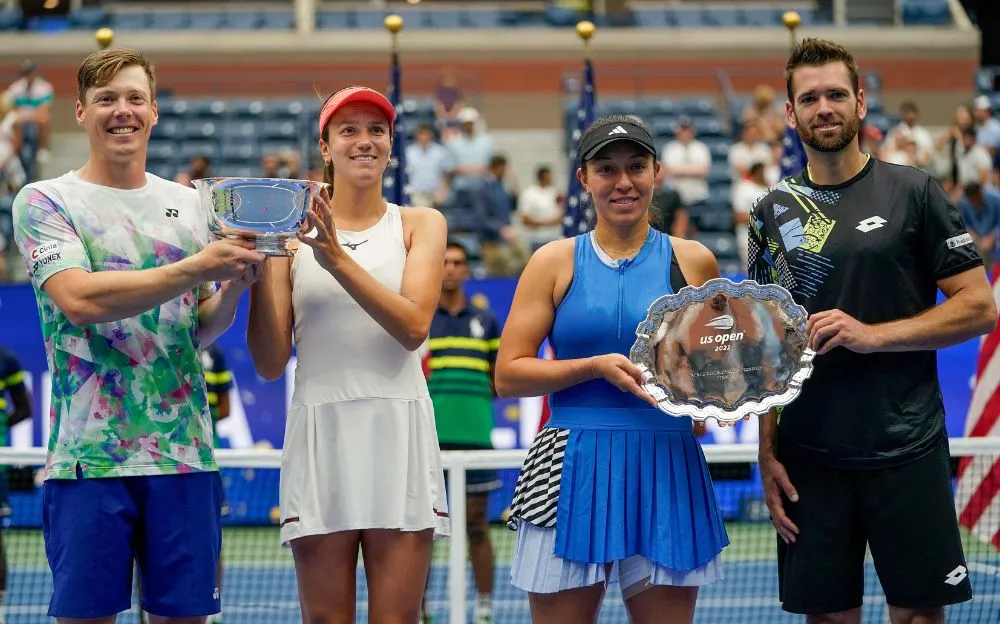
[944, 565, 967, 586]
[856, 216, 886, 233]
[705, 314, 735, 331]
[607, 125, 628, 136]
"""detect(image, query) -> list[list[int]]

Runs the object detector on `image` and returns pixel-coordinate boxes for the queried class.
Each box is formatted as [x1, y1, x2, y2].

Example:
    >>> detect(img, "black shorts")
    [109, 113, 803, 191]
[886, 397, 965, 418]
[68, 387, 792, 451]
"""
[439, 442, 502, 495]
[776, 438, 973, 615]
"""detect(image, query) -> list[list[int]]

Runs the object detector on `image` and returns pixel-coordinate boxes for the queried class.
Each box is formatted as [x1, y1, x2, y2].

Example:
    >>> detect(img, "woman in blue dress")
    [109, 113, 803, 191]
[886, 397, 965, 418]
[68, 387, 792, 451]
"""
[496, 114, 729, 623]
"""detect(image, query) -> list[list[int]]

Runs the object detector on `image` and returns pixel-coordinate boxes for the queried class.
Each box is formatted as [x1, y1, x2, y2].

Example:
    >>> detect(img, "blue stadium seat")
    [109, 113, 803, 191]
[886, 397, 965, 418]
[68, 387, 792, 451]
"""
[179, 141, 220, 161]
[259, 11, 294, 30]
[698, 232, 738, 259]
[222, 12, 261, 30]
[742, 8, 777, 27]
[147, 142, 178, 162]
[902, 0, 951, 26]
[147, 12, 190, 31]
[0, 9, 19, 31]
[264, 99, 307, 120]
[698, 207, 734, 233]
[708, 8, 742, 27]
[317, 11, 352, 29]
[220, 142, 262, 164]
[637, 99, 680, 118]
[69, 8, 109, 29]
[465, 9, 502, 29]
[230, 99, 268, 119]
[693, 117, 725, 138]
[427, 10, 462, 29]
[186, 11, 226, 30]
[260, 140, 301, 156]
[634, 9, 671, 28]
[226, 165, 259, 179]
[260, 120, 299, 141]
[703, 137, 731, 162]
[682, 97, 717, 116]
[671, 9, 706, 27]
[151, 119, 183, 141]
[220, 120, 261, 140]
[651, 118, 676, 140]
[156, 99, 191, 119]
[354, 10, 389, 29]
[708, 162, 730, 185]
[190, 99, 229, 118]
[148, 163, 177, 181]
[181, 120, 219, 140]
[111, 13, 148, 30]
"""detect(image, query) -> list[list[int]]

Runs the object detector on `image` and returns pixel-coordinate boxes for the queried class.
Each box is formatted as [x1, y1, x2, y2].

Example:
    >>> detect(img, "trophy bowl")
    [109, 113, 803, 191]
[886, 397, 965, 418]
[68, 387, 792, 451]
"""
[193, 177, 330, 256]
[629, 278, 815, 424]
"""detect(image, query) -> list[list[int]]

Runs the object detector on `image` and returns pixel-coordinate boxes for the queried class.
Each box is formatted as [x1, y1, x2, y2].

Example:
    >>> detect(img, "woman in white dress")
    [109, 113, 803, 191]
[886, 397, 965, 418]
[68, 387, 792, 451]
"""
[246, 85, 450, 623]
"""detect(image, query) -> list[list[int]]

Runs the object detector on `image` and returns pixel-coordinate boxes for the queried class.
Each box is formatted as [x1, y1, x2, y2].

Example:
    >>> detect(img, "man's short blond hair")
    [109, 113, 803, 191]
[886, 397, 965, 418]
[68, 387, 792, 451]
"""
[77, 48, 156, 104]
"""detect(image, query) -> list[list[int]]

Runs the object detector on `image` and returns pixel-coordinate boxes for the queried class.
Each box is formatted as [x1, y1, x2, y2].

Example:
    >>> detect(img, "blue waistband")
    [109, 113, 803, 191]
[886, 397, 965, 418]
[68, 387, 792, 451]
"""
[546, 407, 692, 432]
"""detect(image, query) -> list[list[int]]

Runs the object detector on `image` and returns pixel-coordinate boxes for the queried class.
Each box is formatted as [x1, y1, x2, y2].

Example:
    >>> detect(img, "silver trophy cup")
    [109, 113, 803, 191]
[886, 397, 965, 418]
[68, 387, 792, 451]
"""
[194, 177, 330, 256]
[629, 278, 815, 425]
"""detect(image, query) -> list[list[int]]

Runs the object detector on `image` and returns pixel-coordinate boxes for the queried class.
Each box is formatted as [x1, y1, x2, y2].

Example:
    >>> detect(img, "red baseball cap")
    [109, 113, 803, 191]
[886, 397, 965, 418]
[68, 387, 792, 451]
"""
[318, 86, 396, 136]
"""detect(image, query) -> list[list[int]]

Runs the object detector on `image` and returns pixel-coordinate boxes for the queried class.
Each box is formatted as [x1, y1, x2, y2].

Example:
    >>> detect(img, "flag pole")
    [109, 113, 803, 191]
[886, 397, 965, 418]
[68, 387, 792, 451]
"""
[383, 14, 407, 207]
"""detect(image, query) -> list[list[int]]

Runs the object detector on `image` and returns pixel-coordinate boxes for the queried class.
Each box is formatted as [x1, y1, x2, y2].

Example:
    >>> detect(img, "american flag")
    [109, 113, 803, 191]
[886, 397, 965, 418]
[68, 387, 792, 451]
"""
[779, 124, 808, 179]
[955, 264, 1000, 550]
[384, 49, 410, 207]
[562, 57, 597, 237]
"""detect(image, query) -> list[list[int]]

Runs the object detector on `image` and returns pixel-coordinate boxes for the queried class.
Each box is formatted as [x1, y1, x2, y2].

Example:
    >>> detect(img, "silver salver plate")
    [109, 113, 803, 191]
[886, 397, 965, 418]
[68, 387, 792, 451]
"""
[193, 177, 329, 256]
[629, 278, 815, 424]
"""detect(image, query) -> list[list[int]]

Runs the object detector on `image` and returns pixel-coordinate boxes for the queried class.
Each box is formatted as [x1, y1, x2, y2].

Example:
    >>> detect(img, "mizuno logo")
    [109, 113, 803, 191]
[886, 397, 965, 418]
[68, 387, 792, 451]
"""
[340, 239, 368, 251]
[856, 216, 886, 233]
[705, 314, 735, 331]
[607, 125, 628, 136]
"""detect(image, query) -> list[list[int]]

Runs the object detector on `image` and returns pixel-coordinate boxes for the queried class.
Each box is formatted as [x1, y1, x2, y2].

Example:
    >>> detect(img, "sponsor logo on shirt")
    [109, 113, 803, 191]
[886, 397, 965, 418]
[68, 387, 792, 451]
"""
[29, 242, 61, 275]
[945, 233, 974, 250]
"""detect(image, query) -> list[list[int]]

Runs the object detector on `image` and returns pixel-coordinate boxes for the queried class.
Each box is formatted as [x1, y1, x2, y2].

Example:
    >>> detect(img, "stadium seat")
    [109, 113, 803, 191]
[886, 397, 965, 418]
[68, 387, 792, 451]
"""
[220, 142, 262, 164]
[147, 12, 190, 31]
[632, 8, 670, 28]
[708, 163, 731, 185]
[147, 142, 178, 162]
[190, 100, 229, 118]
[708, 8, 742, 27]
[742, 8, 778, 27]
[698, 207, 734, 233]
[682, 97, 717, 116]
[179, 141, 220, 161]
[259, 11, 295, 30]
[224, 12, 262, 30]
[698, 232, 738, 259]
[693, 117, 725, 138]
[181, 120, 219, 140]
[157, 99, 192, 119]
[111, 13, 148, 30]
[902, 0, 952, 26]
[69, 8, 109, 29]
[229, 99, 269, 119]
[260, 120, 299, 141]
[151, 119, 183, 141]
[317, 10, 352, 29]
[426, 10, 463, 29]
[465, 9, 502, 29]
[671, 9, 706, 27]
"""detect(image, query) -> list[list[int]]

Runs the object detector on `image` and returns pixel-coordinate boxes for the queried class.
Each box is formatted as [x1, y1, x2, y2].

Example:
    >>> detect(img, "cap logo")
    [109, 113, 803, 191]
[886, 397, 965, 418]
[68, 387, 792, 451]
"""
[607, 125, 629, 136]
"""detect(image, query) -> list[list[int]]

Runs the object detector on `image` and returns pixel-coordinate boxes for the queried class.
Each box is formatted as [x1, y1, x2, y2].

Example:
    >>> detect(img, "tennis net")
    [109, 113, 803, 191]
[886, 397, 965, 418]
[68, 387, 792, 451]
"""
[0, 439, 996, 623]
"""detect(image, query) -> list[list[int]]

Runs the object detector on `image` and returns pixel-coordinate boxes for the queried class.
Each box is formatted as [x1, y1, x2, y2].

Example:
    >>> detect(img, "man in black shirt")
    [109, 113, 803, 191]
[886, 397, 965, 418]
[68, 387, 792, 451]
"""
[749, 38, 997, 623]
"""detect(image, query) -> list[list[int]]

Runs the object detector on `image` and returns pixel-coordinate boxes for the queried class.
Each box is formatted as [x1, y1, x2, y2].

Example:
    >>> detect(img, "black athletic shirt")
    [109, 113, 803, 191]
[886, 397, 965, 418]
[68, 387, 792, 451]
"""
[748, 157, 983, 469]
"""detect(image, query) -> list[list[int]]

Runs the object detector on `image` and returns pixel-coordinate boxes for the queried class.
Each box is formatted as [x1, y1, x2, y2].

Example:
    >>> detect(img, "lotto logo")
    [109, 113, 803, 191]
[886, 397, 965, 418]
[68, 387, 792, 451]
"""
[856, 216, 887, 233]
[944, 565, 967, 586]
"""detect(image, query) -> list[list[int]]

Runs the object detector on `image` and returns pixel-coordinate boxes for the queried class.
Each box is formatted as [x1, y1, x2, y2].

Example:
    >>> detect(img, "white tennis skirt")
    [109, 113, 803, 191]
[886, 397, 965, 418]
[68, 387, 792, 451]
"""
[278, 397, 451, 547]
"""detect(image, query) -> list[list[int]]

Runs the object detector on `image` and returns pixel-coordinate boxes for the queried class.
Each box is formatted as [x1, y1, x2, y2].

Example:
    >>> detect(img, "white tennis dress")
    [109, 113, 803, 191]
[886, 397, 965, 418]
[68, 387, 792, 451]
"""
[279, 202, 450, 546]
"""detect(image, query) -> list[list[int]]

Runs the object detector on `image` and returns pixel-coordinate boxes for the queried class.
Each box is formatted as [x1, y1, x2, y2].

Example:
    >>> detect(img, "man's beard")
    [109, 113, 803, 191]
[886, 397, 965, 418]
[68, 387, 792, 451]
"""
[795, 111, 861, 153]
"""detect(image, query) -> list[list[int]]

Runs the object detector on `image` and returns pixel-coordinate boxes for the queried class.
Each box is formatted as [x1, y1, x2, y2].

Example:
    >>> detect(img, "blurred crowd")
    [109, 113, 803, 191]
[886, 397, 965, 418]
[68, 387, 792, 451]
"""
[4, 63, 1000, 282]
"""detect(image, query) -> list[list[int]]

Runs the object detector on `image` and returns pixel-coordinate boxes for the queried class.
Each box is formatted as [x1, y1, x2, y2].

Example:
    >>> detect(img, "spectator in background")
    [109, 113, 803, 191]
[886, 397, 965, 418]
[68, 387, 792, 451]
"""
[957, 126, 994, 189]
[406, 123, 451, 208]
[884, 101, 934, 171]
[516, 165, 563, 252]
[973, 95, 1000, 154]
[434, 68, 465, 143]
[728, 122, 772, 185]
[660, 116, 711, 209]
[424, 240, 503, 624]
[958, 182, 1000, 270]
[731, 161, 769, 272]
[740, 84, 786, 144]
[446, 107, 495, 190]
[651, 163, 690, 238]
[173, 154, 211, 188]
[878, 124, 918, 168]
[0, 92, 25, 196]
[479, 154, 522, 276]
[0, 345, 31, 621]
[6, 59, 53, 168]
[260, 152, 281, 178]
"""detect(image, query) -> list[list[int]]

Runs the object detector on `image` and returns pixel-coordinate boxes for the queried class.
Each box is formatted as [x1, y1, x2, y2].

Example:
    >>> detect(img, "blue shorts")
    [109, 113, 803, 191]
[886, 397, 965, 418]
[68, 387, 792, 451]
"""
[42, 468, 223, 619]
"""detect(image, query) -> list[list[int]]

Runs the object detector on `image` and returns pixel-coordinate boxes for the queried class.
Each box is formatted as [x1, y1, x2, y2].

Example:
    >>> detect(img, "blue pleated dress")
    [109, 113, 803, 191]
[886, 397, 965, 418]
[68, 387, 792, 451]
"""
[507, 229, 730, 579]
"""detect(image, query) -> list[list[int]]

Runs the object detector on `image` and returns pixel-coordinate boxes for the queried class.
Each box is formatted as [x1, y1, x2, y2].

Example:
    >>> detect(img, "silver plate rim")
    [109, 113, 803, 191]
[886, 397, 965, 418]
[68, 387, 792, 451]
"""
[629, 277, 816, 424]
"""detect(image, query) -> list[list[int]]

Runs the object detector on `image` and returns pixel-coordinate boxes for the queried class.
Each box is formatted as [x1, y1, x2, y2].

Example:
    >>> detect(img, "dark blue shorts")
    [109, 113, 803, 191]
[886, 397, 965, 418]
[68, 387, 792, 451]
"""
[42, 468, 223, 619]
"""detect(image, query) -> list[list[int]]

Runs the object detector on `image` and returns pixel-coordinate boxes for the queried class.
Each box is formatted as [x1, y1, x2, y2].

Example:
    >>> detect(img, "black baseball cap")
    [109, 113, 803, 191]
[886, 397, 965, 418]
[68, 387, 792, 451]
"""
[578, 119, 657, 164]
